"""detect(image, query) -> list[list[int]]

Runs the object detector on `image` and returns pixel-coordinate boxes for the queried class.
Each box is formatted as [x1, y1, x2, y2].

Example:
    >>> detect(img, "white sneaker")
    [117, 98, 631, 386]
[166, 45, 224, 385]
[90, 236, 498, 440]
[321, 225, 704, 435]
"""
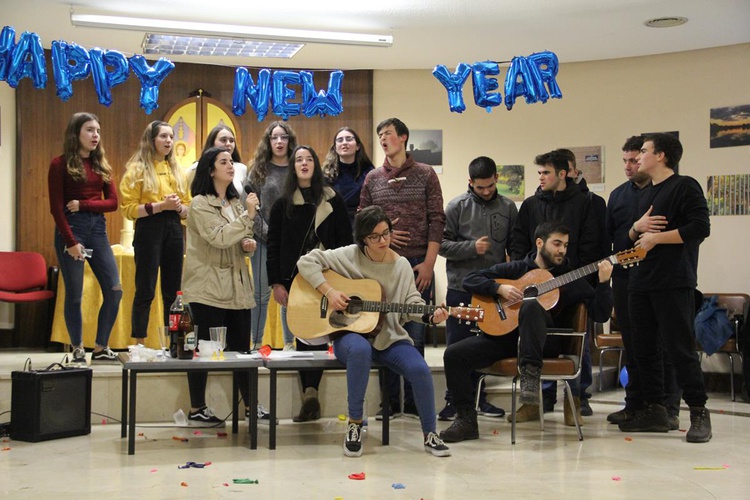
[283, 343, 295, 351]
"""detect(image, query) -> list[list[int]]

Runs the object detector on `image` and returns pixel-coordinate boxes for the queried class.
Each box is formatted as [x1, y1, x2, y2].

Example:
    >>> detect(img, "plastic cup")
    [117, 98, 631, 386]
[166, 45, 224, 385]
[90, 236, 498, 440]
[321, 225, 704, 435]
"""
[157, 326, 170, 354]
[209, 327, 227, 349]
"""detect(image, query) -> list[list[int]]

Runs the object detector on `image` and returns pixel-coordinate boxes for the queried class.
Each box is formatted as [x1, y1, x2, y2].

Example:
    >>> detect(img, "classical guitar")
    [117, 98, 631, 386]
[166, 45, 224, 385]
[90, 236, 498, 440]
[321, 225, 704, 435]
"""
[471, 247, 647, 336]
[287, 269, 484, 340]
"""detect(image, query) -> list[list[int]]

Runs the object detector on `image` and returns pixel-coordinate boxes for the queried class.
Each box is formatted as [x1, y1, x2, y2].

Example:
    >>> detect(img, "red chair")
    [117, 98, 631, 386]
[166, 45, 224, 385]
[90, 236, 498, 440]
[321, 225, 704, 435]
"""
[0, 252, 58, 346]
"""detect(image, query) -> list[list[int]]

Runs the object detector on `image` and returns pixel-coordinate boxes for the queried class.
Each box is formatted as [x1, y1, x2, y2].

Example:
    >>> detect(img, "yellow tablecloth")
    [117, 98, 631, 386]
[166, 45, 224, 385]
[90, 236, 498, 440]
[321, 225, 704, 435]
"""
[50, 244, 285, 350]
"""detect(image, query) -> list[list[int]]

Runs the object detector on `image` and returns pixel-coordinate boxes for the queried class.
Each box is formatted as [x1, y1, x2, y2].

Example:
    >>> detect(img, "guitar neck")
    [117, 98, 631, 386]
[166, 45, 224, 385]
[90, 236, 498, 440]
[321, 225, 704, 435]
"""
[353, 300, 439, 315]
[534, 261, 600, 296]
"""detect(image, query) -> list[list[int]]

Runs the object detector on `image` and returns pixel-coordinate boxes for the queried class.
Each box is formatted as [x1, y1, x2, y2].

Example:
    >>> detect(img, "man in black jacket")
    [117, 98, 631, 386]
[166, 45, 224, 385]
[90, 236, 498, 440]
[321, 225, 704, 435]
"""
[622, 133, 712, 443]
[440, 221, 613, 443]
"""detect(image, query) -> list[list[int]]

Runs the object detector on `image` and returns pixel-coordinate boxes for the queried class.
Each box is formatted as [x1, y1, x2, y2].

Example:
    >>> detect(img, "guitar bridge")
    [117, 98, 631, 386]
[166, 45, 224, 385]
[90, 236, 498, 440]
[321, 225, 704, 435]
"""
[319, 296, 329, 319]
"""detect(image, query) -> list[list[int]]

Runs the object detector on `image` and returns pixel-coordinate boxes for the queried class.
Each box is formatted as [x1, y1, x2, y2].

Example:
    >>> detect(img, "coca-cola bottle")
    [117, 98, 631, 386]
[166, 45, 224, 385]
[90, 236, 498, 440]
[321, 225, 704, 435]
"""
[168, 292, 184, 359]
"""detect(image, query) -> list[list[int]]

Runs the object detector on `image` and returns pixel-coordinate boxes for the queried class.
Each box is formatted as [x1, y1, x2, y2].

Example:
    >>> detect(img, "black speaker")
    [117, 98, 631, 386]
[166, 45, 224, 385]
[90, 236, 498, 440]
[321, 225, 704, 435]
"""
[11, 366, 92, 442]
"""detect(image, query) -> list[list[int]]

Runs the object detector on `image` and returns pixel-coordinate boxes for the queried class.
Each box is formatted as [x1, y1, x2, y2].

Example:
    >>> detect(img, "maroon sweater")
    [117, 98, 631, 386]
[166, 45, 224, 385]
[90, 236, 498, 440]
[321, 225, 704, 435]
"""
[48, 155, 118, 248]
[359, 154, 445, 259]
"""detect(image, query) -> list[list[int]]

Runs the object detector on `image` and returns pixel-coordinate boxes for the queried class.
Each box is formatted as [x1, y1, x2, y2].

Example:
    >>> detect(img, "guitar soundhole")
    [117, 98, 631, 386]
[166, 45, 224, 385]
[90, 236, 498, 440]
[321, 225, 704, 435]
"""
[329, 295, 363, 328]
[523, 285, 539, 298]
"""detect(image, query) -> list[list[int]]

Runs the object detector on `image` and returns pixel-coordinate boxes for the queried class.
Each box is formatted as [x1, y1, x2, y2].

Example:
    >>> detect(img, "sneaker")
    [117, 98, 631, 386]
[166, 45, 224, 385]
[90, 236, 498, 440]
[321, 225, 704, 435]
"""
[424, 431, 451, 457]
[188, 406, 226, 427]
[478, 401, 505, 418]
[402, 402, 420, 419]
[438, 402, 457, 421]
[257, 404, 273, 423]
[69, 346, 87, 366]
[91, 347, 119, 363]
[375, 407, 400, 421]
[519, 365, 541, 405]
[668, 415, 680, 431]
[607, 407, 636, 424]
[580, 397, 593, 417]
[344, 421, 363, 457]
[617, 403, 669, 433]
[509, 404, 540, 423]
[439, 412, 479, 443]
[283, 342, 295, 351]
[686, 407, 712, 443]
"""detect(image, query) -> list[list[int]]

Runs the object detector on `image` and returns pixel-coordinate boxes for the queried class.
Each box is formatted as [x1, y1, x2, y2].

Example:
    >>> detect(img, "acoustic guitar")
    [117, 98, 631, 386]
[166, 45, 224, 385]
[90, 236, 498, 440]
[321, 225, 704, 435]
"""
[471, 247, 647, 336]
[287, 269, 484, 340]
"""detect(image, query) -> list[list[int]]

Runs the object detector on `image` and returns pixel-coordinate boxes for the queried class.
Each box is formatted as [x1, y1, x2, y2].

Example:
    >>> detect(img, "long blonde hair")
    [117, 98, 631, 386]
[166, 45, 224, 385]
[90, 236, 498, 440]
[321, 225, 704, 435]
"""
[63, 112, 113, 183]
[123, 121, 187, 195]
[247, 121, 297, 187]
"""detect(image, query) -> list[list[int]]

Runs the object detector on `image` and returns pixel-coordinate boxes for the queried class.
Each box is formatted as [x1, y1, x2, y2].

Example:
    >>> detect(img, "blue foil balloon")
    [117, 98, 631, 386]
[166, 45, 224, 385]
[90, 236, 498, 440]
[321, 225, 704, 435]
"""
[528, 51, 562, 102]
[301, 70, 344, 118]
[89, 49, 129, 107]
[503, 56, 539, 111]
[129, 55, 175, 114]
[51, 41, 91, 101]
[432, 63, 471, 113]
[471, 61, 502, 113]
[0, 26, 16, 82]
[6, 31, 47, 89]
[232, 67, 271, 121]
[271, 70, 301, 121]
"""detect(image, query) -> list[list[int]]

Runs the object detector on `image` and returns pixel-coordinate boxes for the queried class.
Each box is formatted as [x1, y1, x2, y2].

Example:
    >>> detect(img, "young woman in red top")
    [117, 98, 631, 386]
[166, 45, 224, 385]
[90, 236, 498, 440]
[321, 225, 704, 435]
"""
[48, 112, 123, 365]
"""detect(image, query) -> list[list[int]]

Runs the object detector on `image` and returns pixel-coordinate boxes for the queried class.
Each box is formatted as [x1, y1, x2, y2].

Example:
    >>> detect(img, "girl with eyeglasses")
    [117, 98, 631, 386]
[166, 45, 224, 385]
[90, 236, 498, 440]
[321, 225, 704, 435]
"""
[244, 121, 298, 351]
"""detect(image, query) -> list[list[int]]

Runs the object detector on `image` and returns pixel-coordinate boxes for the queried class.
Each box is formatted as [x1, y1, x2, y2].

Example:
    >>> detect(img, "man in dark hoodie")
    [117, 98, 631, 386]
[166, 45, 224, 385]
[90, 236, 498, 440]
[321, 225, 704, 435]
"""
[439, 221, 613, 442]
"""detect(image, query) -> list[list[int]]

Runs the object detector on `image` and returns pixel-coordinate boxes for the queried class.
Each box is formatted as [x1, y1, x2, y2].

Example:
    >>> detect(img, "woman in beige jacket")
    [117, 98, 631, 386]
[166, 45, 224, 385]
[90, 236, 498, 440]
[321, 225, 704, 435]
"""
[181, 146, 259, 426]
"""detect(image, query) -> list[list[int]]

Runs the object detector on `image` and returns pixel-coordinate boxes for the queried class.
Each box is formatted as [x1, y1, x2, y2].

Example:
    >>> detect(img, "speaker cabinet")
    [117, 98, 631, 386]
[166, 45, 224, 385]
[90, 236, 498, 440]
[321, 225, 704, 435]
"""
[11, 367, 92, 442]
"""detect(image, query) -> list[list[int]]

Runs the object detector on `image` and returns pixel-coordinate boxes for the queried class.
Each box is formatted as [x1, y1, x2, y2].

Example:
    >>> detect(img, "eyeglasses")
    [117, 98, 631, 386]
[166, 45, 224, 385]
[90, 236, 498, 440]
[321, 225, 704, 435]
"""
[335, 136, 356, 144]
[270, 134, 289, 142]
[365, 229, 392, 243]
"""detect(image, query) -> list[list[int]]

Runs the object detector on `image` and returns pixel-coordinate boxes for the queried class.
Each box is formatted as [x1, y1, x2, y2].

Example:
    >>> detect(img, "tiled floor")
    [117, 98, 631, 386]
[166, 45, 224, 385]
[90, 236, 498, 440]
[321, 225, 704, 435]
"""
[1, 349, 749, 499]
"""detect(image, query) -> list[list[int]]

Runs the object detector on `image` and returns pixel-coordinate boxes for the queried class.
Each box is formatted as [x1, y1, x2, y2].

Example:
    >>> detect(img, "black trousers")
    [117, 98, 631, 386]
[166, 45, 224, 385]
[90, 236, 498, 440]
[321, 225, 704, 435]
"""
[187, 302, 252, 409]
[444, 299, 562, 413]
[131, 212, 183, 338]
[629, 287, 707, 408]
[295, 340, 328, 390]
[614, 275, 681, 416]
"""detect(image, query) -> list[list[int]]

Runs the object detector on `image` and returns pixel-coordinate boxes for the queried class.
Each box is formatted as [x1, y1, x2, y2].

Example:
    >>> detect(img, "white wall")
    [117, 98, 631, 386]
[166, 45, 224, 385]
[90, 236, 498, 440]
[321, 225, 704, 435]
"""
[371, 43, 750, 306]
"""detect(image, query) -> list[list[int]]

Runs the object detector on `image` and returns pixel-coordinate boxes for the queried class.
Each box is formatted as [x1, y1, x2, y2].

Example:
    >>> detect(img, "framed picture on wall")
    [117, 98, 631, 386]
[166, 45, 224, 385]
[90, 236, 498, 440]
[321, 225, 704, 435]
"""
[497, 164, 525, 202]
[709, 105, 750, 149]
[409, 129, 443, 168]
[565, 146, 604, 189]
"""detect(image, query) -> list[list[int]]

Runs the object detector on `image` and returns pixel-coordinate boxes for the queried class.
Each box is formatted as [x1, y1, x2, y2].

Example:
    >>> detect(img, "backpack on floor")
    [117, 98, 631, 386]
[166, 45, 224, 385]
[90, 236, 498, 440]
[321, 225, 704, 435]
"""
[694, 295, 734, 356]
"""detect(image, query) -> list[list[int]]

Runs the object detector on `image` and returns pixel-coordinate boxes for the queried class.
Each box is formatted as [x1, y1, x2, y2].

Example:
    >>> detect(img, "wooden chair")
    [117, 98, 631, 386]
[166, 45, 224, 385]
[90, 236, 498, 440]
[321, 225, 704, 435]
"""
[698, 293, 749, 401]
[0, 252, 58, 346]
[474, 303, 587, 444]
[595, 311, 625, 392]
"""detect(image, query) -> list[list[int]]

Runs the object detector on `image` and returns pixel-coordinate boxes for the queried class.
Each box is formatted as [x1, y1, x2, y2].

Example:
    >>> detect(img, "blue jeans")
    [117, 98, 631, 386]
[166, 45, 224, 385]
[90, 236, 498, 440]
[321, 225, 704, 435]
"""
[382, 255, 431, 410]
[334, 333, 436, 434]
[54, 212, 122, 347]
[250, 239, 271, 345]
[280, 304, 295, 345]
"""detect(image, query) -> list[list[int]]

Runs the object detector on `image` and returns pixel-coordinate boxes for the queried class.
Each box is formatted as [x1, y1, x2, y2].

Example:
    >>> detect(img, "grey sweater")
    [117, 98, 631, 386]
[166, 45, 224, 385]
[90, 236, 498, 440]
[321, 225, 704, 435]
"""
[297, 245, 424, 350]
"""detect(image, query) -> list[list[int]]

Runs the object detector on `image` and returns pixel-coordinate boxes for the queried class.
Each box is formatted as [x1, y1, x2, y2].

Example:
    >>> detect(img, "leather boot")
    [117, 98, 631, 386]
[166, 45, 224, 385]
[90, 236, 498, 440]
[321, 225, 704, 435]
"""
[293, 387, 321, 422]
[510, 404, 540, 423]
[564, 396, 583, 427]
[439, 408, 479, 442]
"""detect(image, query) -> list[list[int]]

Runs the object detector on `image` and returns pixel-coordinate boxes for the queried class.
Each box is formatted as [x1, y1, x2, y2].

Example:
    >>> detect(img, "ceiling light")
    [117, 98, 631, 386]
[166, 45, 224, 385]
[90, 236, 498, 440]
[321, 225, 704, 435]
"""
[143, 34, 304, 59]
[70, 13, 393, 47]
[644, 17, 689, 28]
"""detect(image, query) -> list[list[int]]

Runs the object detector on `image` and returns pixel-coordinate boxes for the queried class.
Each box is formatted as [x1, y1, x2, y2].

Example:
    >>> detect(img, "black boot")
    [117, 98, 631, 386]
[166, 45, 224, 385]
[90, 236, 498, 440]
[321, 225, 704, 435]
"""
[617, 403, 669, 433]
[686, 407, 712, 443]
[439, 408, 479, 443]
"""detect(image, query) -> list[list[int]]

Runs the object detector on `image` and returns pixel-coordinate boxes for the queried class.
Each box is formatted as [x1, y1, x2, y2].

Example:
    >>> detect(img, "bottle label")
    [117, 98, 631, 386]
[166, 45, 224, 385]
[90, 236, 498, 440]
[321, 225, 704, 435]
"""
[184, 330, 196, 351]
[169, 314, 180, 331]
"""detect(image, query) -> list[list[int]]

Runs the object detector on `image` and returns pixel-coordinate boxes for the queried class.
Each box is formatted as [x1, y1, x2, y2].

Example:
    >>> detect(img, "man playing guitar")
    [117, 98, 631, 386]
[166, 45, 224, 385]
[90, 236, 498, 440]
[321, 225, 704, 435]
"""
[440, 221, 613, 443]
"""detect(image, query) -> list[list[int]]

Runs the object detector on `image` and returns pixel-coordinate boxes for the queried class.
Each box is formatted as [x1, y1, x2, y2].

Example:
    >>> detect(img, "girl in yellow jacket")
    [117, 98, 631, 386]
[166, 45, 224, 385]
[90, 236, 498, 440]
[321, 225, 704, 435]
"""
[120, 120, 190, 339]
